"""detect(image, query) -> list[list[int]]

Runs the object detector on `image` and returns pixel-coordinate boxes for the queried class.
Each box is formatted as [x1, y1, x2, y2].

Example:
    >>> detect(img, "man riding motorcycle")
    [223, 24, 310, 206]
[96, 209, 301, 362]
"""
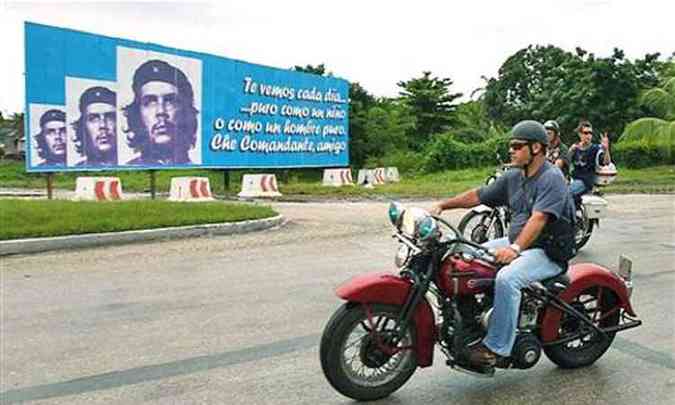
[568, 120, 612, 198]
[544, 120, 570, 175]
[431, 120, 576, 368]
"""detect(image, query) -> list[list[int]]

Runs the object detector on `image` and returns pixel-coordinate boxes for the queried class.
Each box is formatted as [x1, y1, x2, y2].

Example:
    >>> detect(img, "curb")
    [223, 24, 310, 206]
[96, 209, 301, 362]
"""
[0, 215, 285, 256]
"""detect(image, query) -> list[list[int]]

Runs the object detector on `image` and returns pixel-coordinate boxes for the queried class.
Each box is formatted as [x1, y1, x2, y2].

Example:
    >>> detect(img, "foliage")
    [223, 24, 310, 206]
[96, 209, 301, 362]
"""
[613, 140, 674, 168]
[639, 77, 675, 121]
[421, 132, 509, 172]
[292, 63, 329, 76]
[483, 45, 662, 144]
[348, 82, 377, 167]
[0, 199, 277, 240]
[398, 71, 463, 150]
[364, 150, 426, 175]
[617, 64, 675, 167]
[363, 99, 415, 156]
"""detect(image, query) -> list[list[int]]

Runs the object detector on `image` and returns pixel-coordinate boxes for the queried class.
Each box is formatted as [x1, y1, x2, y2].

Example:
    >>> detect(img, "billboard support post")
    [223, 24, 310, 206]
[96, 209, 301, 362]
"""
[149, 170, 156, 200]
[223, 170, 230, 194]
[46, 173, 53, 200]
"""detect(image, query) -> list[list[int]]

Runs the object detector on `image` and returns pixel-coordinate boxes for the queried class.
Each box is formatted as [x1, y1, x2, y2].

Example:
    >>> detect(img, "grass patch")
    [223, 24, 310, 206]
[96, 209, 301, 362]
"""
[602, 165, 675, 193]
[1, 160, 672, 198]
[0, 199, 277, 240]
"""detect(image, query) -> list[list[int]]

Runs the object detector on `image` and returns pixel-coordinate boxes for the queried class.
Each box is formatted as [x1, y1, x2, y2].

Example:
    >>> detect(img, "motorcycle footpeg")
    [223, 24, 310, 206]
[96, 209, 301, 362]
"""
[451, 363, 495, 378]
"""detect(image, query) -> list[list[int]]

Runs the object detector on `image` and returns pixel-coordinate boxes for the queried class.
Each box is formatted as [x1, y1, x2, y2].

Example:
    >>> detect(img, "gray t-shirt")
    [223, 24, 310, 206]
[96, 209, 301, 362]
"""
[477, 161, 575, 244]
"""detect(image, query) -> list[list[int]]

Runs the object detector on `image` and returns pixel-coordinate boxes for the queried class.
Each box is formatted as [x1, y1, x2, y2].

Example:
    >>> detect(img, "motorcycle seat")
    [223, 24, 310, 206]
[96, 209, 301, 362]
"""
[541, 273, 570, 294]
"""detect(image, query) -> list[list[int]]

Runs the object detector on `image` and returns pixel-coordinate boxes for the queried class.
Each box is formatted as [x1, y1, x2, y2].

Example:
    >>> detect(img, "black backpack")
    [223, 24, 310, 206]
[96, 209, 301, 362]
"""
[525, 170, 577, 266]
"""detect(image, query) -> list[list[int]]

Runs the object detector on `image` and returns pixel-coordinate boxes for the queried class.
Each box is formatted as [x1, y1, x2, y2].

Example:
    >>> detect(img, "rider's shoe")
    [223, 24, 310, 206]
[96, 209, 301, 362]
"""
[467, 343, 497, 367]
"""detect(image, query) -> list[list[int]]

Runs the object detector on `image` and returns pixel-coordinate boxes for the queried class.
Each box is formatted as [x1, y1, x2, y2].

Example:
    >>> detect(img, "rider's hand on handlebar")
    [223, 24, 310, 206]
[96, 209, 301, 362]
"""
[430, 203, 444, 217]
[493, 247, 518, 264]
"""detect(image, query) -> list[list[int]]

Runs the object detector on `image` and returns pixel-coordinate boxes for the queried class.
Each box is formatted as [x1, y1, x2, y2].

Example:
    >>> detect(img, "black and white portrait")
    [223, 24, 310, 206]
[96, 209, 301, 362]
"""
[117, 47, 202, 165]
[66, 78, 118, 167]
[29, 104, 67, 167]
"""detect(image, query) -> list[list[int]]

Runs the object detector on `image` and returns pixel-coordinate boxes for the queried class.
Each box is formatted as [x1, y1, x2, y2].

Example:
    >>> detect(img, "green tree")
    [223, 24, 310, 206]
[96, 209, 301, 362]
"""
[363, 99, 415, 156]
[7, 113, 24, 135]
[620, 69, 675, 150]
[348, 82, 376, 167]
[292, 64, 329, 76]
[483, 45, 662, 143]
[451, 100, 505, 143]
[398, 71, 462, 150]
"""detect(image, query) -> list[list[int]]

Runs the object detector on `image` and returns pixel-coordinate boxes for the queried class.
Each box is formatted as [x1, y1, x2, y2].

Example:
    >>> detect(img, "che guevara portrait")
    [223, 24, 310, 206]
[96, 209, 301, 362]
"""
[116, 47, 202, 166]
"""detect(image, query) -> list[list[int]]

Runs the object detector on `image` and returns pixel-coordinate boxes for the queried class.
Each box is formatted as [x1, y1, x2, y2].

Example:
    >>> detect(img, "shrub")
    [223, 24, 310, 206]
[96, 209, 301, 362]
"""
[421, 133, 509, 173]
[364, 150, 426, 175]
[613, 140, 674, 168]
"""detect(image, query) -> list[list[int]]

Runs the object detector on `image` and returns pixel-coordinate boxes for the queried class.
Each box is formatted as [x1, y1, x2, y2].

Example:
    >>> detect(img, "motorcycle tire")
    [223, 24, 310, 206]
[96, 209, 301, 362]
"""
[458, 210, 505, 244]
[320, 303, 417, 401]
[543, 288, 620, 369]
[574, 208, 594, 251]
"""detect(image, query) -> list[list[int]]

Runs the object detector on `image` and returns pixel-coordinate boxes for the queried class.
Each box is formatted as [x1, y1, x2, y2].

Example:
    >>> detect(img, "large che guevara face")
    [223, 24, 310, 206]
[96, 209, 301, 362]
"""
[139, 81, 180, 147]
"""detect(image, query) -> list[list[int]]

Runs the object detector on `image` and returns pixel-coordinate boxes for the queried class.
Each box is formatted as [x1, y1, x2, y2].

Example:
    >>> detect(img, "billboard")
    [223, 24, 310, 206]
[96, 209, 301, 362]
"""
[25, 22, 349, 172]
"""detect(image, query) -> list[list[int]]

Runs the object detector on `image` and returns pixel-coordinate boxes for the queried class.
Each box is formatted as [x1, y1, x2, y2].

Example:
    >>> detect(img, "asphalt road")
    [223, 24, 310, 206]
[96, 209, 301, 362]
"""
[1, 194, 673, 404]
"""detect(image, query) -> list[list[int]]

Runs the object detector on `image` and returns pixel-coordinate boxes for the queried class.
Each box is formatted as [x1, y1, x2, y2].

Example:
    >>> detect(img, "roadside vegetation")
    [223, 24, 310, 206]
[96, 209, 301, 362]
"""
[1, 161, 673, 198]
[1, 47, 673, 241]
[0, 199, 277, 240]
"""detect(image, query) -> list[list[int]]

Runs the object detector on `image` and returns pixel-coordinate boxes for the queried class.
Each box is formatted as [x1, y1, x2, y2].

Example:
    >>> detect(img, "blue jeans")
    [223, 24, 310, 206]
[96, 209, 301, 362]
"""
[481, 237, 564, 356]
[570, 179, 587, 198]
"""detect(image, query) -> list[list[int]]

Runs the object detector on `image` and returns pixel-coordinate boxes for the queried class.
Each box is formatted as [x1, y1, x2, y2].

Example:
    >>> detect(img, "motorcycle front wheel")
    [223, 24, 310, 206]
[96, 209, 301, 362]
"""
[320, 303, 418, 401]
[574, 207, 594, 251]
[458, 210, 505, 244]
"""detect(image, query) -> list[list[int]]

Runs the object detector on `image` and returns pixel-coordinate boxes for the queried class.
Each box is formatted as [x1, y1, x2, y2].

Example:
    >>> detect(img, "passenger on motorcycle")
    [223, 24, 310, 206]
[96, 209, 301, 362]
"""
[431, 120, 576, 368]
[568, 120, 612, 197]
[544, 120, 569, 175]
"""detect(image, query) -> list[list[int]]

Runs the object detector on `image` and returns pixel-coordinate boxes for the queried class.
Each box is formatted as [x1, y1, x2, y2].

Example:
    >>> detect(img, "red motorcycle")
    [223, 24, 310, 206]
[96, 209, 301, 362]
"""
[320, 203, 641, 401]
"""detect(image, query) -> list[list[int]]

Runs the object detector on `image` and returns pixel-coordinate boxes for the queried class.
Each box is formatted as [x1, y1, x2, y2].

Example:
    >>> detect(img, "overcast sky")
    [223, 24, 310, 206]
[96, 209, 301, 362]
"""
[1, 0, 673, 115]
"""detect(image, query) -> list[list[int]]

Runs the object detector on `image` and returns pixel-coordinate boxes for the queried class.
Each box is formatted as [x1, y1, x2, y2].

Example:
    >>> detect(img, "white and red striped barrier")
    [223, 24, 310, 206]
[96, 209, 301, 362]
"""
[385, 167, 400, 182]
[168, 177, 215, 202]
[322, 168, 354, 187]
[373, 168, 387, 185]
[74, 177, 124, 201]
[356, 169, 377, 187]
[238, 174, 282, 198]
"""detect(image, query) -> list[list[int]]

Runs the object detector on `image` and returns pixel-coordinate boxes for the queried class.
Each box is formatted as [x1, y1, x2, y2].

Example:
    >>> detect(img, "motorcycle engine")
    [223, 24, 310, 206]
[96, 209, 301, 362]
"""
[510, 333, 542, 369]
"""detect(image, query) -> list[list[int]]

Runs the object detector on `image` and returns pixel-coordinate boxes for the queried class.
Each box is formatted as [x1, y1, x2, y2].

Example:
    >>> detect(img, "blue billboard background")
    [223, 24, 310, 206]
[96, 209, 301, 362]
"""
[25, 22, 350, 172]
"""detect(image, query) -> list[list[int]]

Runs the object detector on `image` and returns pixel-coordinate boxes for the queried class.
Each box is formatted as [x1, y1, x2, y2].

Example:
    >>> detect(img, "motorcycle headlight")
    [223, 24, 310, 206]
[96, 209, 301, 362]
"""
[398, 207, 439, 243]
[388, 201, 404, 227]
[417, 216, 439, 241]
[395, 243, 411, 268]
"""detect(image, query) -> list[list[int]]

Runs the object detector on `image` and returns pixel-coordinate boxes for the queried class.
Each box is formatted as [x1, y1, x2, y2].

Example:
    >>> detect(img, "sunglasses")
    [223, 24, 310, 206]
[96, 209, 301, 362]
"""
[582, 130, 593, 135]
[509, 141, 529, 151]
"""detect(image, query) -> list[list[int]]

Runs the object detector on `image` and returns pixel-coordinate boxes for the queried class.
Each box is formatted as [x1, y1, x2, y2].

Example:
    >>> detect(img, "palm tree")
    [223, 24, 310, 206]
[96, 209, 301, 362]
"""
[620, 74, 675, 156]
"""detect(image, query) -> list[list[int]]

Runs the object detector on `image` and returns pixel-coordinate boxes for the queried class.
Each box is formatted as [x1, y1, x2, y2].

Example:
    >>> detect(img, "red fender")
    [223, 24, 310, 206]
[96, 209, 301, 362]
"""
[540, 263, 636, 342]
[336, 272, 436, 367]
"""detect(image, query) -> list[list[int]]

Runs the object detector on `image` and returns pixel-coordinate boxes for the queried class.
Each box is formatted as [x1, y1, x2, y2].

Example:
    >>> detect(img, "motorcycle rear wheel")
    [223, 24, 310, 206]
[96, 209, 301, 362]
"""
[458, 210, 505, 244]
[320, 303, 417, 401]
[544, 287, 620, 368]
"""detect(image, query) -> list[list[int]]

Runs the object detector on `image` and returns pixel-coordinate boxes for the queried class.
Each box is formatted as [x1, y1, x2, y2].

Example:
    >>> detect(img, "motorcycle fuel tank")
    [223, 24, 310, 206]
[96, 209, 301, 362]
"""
[437, 254, 498, 296]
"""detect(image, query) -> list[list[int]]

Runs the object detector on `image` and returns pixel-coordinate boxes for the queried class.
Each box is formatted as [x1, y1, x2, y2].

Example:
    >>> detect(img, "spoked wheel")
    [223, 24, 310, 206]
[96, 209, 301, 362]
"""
[544, 287, 620, 368]
[320, 303, 417, 401]
[575, 207, 594, 251]
[458, 210, 505, 244]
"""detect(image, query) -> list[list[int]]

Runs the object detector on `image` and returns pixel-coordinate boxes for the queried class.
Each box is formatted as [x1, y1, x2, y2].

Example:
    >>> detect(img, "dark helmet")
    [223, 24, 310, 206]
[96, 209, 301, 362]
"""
[544, 120, 560, 134]
[510, 120, 548, 146]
